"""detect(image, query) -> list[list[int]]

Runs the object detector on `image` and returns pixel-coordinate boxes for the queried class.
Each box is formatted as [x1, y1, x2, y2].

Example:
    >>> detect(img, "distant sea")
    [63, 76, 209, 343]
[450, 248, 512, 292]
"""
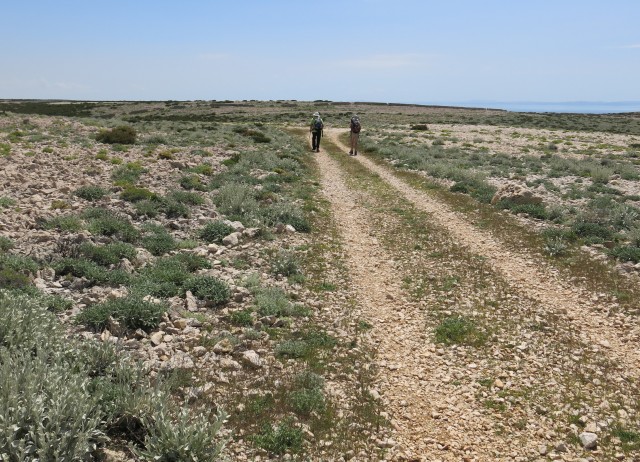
[420, 101, 640, 114]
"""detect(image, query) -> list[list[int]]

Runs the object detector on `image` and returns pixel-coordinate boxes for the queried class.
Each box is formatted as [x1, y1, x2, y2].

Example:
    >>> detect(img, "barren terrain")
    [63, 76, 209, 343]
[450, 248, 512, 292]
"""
[1, 100, 639, 461]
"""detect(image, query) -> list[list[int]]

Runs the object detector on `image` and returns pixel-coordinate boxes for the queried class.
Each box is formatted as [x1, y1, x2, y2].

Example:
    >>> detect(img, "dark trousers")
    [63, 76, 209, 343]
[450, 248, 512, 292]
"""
[312, 131, 322, 150]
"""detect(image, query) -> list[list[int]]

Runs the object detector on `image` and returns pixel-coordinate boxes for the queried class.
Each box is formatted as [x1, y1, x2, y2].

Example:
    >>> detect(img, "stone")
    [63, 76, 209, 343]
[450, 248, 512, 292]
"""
[220, 358, 241, 370]
[213, 338, 234, 354]
[118, 258, 135, 273]
[579, 432, 598, 449]
[243, 227, 260, 238]
[185, 291, 198, 312]
[173, 318, 188, 330]
[226, 220, 245, 232]
[491, 182, 542, 206]
[242, 350, 263, 368]
[192, 346, 207, 357]
[222, 232, 241, 247]
[150, 331, 164, 346]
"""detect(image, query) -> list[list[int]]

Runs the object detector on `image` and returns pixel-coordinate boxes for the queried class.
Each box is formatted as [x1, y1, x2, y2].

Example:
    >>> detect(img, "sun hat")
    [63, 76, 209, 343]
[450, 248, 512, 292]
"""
[313, 112, 320, 117]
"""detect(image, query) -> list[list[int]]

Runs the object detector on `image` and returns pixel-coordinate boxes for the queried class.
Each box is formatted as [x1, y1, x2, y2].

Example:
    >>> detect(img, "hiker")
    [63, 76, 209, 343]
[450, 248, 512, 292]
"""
[349, 114, 361, 156]
[309, 112, 323, 152]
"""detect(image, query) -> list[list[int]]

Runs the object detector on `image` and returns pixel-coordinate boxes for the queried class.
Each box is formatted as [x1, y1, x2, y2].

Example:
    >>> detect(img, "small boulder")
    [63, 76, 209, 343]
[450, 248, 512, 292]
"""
[491, 182, 542, 206]
[242, 350, 263, 368]
[579, 432, 598, 450]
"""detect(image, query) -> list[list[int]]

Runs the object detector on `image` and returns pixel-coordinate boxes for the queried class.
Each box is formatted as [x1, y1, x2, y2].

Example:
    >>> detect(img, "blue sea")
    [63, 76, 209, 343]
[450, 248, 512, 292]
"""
[422, 101, 640, 114]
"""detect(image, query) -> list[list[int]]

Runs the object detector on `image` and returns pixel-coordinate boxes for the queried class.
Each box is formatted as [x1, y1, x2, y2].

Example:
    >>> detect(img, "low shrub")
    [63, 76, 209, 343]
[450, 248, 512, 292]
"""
[179, 175, 208, 191]
[183, 275, 230, 306]
[497, 200, 549, 220]
[255, 287, 292, 317]
[434, 316, 487, 347]
[230, 309, 254, 326]
[52, 257, 131, 287]
[198, 220, 235, 244]
[411, 124, 429, 131]
[251, 419, 303, 454]
[140, 224, 176, 256]
[132, 257, 191, 298]
[120, 185, 157, 203]
[0, 268, 30, 290]
[77, 241, 136, 267]
[77, 295, 167, 331]
[0, 196, 17, 208]
[96, 125, 137, 145]
[167, 190, 205, 205]
[0, 236, 14, 252]
[270, 251, 302, 277]
[571, 221, 614, 241]
[261, 202, 310, 232]
[0, 253, 39, 275]
[111, 162, 147, 186]
[74, 185, 108, 202]
[83, 208, 139, 243]
[212, 183, 259, 221]
[40, 215, 84, 232]
[187, 164, 213, 176]
[610, 246, 640, 263]
[290, 388, 325, 416]
[134, 407, 226, 462]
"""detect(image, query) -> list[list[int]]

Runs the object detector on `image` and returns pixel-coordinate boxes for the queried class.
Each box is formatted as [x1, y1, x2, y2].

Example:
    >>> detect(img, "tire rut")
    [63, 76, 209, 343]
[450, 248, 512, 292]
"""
[314, 142, 517, 461]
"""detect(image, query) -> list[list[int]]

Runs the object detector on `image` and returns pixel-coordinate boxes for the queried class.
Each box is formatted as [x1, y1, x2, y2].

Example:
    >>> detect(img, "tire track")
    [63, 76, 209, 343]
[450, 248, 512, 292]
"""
[314, 141, 517, 461]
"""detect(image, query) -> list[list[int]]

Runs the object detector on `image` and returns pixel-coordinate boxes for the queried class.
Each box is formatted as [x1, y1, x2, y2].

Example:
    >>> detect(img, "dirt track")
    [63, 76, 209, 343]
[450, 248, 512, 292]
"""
[314, 129, 640, 461]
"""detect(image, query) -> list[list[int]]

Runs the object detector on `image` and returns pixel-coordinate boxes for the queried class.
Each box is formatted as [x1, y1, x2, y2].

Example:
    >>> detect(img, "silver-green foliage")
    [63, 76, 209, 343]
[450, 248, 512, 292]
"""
[0, 350, 107, 460]
[134, 406, 226, 462]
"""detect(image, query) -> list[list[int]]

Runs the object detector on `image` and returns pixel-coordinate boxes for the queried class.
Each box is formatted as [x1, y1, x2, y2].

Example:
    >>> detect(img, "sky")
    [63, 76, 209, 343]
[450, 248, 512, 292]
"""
[1, 0, 639, 104]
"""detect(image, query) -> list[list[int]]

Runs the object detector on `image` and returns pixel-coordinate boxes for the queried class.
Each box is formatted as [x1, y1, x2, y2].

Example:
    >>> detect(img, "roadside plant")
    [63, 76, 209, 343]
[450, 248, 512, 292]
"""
[134, 406, 227, 462]
[183, 275, 230, 306]
[111, 162, 147, 186]
[0, 236, 14, 252]
[74, 185, 108, 202]
[251, 419, 303, 454]
[77, 241, 136, 266]
[434, 315, 487, 347]
[198, 220, 234, 244]
[39, 215, 83, 232]
[0, 196, 17, 208]
[83, 208, 139, 243]
[77, 295, 167, 331]
[270, 250, 302, 277]
[140, 223, 177, 256]
[96, 125, 137, 145]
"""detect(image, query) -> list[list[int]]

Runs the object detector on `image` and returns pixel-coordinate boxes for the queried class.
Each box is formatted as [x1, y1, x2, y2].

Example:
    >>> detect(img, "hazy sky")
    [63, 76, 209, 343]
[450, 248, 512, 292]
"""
[2, 0, 639, 103]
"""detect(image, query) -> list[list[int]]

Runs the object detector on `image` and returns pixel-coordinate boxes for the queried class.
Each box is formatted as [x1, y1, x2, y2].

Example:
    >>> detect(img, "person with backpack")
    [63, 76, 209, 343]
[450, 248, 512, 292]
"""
[349, 114, 361, 156]
[309, 112, 323, 152]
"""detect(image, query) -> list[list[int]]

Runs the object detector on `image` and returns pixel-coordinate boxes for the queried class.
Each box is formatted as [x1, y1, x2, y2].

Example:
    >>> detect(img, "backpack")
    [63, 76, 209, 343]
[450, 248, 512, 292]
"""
[351, 117, 361, 133]
[313, 118, 323, 132]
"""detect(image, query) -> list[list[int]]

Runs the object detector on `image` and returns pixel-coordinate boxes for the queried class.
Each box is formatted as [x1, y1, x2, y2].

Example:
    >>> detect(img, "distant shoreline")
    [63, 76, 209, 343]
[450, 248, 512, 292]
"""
[418, 101, 640, 114]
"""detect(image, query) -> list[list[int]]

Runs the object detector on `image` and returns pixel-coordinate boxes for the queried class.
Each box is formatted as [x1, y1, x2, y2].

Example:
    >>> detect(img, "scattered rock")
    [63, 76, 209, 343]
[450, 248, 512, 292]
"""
[579, 432, 598, 450]
[150, 331, 164, 346]
[241, 350, 263, 368]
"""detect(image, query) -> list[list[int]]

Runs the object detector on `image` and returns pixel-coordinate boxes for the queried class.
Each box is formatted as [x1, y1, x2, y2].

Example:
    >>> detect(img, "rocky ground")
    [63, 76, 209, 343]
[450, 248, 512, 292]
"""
[1, 104, 639, 461]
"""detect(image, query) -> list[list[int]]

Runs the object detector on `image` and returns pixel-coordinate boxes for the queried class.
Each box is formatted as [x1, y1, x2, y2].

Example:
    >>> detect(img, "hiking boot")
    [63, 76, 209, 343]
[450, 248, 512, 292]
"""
[349, 150, 353, 155]
[354, 151, 358, 156]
